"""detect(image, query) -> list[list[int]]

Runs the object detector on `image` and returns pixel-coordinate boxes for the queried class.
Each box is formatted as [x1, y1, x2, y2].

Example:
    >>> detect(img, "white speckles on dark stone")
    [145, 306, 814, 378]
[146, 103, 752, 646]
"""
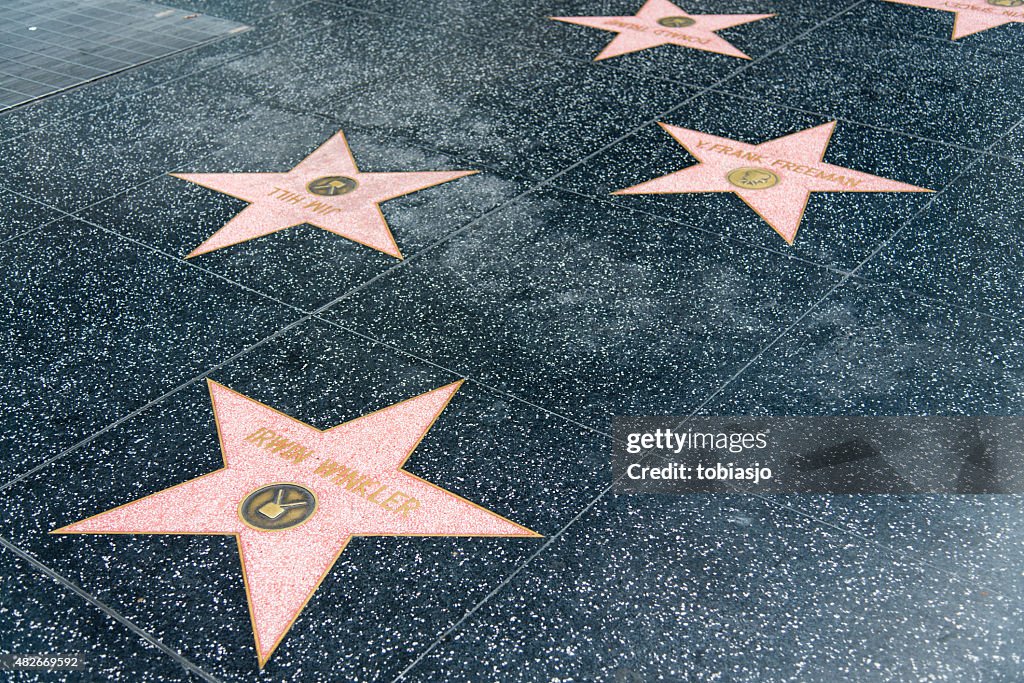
[0, 218, 296, 479]
[0, 320, 607, 681]
[325, 189, 841, 424]
[718, 12, 1024, 150]
[771, 495, 1024, 602]
[859, 156, 1024, 320]
[0, 188, 60, 242]
[0, 0, 1022, 679]
[0, 547, 195, 682]
[402, 494, 1024, 682]
[701, 282, 1024, 415]
[212, 4, 480, 111]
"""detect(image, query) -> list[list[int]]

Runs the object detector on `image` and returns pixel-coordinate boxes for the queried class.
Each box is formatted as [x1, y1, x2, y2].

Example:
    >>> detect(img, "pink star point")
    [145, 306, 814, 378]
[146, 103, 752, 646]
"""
[55, 379, 536, 667]
[614, 122, 932, 243]
[885, 0, 1024, 38]
[551, 0, 774, 61]
[173, 131, 476, 259]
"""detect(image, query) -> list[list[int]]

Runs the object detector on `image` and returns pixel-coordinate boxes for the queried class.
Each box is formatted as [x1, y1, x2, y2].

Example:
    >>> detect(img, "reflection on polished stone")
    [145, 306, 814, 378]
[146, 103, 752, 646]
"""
[0, 0, 1022, 679]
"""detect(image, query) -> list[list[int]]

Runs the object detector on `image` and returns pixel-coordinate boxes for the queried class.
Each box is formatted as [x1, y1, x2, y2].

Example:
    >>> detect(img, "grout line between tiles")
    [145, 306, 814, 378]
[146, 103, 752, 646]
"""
[0, 536, 225, 683]
[686, 120, 1024, 418]
[326, 0, 1024, 165]
[3, 0, 1020, 676]
[545, 187, 1024, 327]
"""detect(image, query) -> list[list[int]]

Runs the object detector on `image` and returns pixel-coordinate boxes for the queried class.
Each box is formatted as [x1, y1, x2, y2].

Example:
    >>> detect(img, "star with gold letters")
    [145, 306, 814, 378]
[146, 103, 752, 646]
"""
[550, 0, 774, 61]
[173, 130, 476, 259]
[884, 0, 1024, 39]
[613, 121, 932, 243]
[54, 380, 538, 667]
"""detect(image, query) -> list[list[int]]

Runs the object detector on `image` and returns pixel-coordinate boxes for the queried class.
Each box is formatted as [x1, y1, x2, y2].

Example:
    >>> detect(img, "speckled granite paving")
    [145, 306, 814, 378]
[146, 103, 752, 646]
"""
[1, 0, 1023, 681]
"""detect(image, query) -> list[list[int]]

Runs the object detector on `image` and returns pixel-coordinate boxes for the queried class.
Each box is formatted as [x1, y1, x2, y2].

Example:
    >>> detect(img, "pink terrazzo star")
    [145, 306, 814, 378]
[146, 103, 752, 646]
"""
[55, 380, 537, 667]
[613, 122, 933, 243]
[173, 130, 476, 259]
[885, 0, 1024, 39]
[550, 0, 774, 60]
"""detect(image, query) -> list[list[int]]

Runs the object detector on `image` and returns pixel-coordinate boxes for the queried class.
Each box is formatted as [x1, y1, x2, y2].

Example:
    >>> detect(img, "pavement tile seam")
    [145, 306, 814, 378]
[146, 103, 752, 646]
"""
[0, 143, 230, 242]
[322, 0, 1024, 163]
[0, 536, 223, 683]
[684, 115, 1024, 416]
[704, 88, 1024, 163]
[0, 194, 63, 248]
[1, 1, 1021, 678]
[910, 30, 1019, 52]
[539, 186, 1024, 328]
[598, 425, 1024, 601]
[0, 310, 312, 494]
[390, 480, 618, 683]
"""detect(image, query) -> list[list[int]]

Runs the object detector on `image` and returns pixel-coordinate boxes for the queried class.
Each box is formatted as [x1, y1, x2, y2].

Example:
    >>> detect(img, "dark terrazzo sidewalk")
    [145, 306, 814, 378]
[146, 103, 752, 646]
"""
[0, 0, 1022, 681]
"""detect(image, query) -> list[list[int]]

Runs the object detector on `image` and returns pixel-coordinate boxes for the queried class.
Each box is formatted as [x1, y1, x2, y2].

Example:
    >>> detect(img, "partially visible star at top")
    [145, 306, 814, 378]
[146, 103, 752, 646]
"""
[885, 0, 1024, 39]
[551, 0, 774, 60]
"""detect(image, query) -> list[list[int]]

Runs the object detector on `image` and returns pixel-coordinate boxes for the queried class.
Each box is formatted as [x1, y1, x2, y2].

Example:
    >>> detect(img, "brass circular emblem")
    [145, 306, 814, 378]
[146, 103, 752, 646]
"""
[657, 16, 696, 28]
[988, 0, 1024, 6]
[239, 484, 317, 531]
[726, 167, 780, 190]
[307, 175, 358, 196]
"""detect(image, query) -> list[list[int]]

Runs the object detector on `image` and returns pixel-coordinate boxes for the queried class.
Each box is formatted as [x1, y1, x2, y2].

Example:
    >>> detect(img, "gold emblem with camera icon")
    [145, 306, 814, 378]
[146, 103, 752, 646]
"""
[239, 484, 317, 531]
